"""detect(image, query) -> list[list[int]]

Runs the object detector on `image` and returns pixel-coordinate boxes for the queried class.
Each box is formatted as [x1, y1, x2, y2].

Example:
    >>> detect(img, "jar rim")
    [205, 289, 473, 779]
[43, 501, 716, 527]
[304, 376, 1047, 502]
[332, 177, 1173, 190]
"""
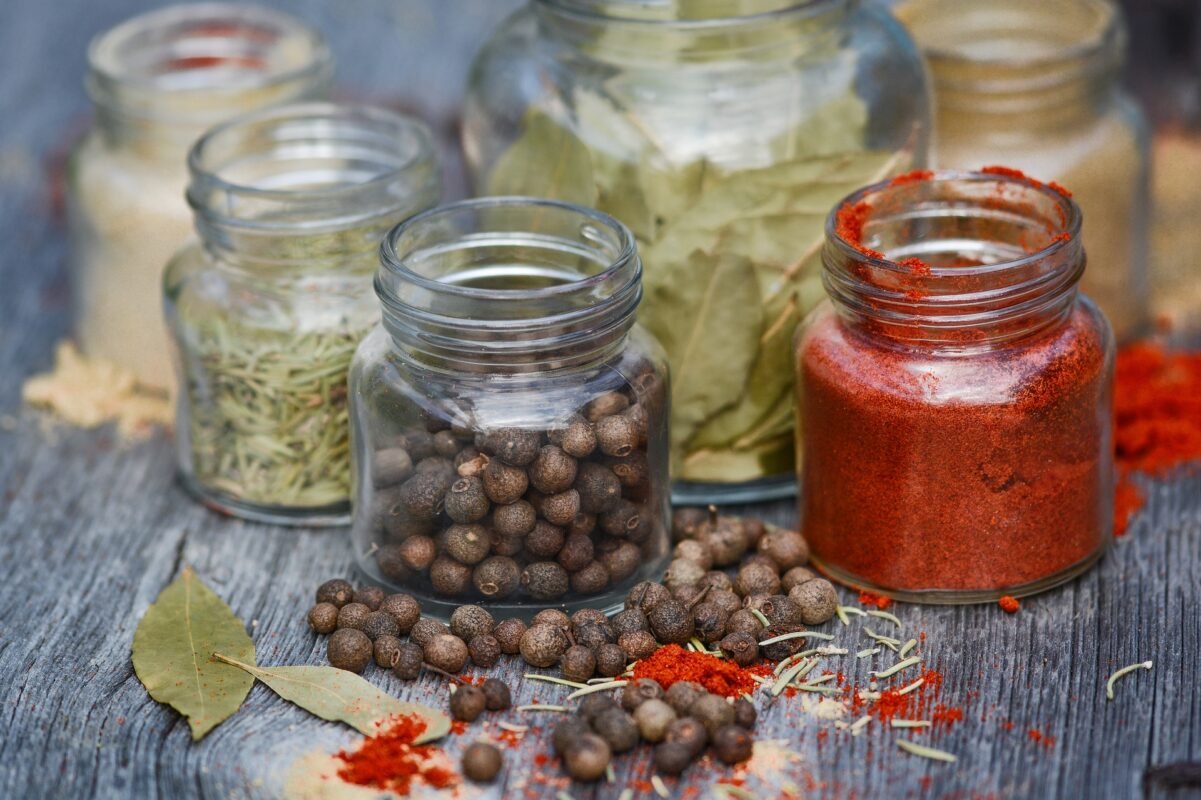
[825, 169, 1083, 282]
[186, 103, 439, 233]
[378, 196, 638, 304]
[534, 0, 841, 28]
[87, 3, 332, 106]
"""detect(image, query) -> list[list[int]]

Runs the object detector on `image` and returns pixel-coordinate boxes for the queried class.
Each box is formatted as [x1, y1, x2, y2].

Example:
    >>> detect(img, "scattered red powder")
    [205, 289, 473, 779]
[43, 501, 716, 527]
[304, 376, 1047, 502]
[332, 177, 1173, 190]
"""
[931, 704, 965, 728]
[631, 644, 759, 698]
[998, 596, 1020, 614]
[334, 714, 457, 796]
[980, 165, 1072, 199]
[1114, 480, 1144, 537]
[858, 591, 894, 610]
[1027, 728, 1057, 748]
[450, 720, 468, 735]
[889, 169, 936, 186]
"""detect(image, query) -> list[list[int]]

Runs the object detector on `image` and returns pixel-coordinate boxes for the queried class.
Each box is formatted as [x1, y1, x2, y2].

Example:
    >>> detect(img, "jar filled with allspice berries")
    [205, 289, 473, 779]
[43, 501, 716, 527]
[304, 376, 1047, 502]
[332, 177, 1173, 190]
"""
[349, 197, 671, 618]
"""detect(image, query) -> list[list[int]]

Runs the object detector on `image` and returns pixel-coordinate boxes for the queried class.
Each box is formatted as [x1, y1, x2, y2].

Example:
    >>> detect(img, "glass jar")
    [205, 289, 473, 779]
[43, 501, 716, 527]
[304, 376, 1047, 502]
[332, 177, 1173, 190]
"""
[164, 104, 441, 526]
[69, 4, 332, 390]
[349, 198, 671, 619]
[796, 170, 1115, 603]
[463, 0, 930, 503]
[898, 0, 1151, 341]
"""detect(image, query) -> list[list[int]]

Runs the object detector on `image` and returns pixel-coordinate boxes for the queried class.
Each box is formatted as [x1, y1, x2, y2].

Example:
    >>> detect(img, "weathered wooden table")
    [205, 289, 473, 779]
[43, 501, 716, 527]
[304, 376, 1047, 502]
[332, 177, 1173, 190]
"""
[1, 2, 1198, 798]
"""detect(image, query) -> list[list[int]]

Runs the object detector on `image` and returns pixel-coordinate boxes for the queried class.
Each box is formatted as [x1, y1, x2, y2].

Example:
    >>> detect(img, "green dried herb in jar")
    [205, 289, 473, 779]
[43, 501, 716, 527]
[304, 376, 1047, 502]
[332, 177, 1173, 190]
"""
[164, 104, 440, 525]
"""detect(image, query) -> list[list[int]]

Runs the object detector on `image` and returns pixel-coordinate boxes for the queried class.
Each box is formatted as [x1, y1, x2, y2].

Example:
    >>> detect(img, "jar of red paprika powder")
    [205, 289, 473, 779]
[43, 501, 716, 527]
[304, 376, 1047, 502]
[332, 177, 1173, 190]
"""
[795, 169, 1115, 603]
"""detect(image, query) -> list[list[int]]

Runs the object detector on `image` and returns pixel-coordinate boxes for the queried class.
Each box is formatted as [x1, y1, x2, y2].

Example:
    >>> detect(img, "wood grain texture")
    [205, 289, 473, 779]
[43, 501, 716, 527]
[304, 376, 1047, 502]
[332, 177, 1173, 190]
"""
[0, 1, 1199, 799]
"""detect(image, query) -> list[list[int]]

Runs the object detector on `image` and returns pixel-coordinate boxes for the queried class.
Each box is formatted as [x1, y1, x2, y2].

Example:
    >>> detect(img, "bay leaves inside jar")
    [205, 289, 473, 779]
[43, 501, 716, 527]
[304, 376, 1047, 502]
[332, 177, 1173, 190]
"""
[486, 108, 598, 207]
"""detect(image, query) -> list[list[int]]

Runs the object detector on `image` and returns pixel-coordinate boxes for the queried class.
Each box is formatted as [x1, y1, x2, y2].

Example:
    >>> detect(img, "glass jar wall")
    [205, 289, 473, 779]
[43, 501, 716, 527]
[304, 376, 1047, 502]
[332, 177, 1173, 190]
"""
[164, 104, 440, 526]
[69, 4, 332, 390]
[899, 0, 1151, 341]
[463, 0, 930, 503]
[349, 198, 670, 619]
[796, 171, 1115, 603]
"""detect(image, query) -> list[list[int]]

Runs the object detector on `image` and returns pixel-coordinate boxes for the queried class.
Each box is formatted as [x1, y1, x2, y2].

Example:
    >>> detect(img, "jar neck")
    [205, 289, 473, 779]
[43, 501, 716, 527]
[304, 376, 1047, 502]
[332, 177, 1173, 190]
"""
[533, 0, 851, 61]
[186, 104, 440, 279]
[902, 0, 1124, 134]
[823, 170, 1085, 349]
[377, 198, 642, 375]
[87, 4, 331, 159]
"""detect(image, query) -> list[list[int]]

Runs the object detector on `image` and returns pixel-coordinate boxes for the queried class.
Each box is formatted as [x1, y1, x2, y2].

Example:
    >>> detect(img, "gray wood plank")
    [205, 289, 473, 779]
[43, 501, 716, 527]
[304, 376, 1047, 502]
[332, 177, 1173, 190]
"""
[0, 2, 1199, 799]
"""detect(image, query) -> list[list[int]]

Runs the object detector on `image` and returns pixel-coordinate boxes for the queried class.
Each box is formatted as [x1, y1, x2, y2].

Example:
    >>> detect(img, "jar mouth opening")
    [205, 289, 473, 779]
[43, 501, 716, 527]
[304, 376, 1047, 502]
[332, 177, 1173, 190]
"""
[535, 0, 839, 28]
[378, 197, 639, 307]
[87, 3, 331, 105]
[899, 0, 1119, 79]
[827, 169, 1082, 285]
[186, 103, 439, 233]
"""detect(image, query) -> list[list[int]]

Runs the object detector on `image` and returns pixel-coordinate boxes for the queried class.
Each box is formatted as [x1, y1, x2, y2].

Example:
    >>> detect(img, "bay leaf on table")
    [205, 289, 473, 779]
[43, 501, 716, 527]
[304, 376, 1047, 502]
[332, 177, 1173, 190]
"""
[681, 431, 797, 483]
[639, 248, 762, 451]
[485, 108, 598, 207]
[213, 656, 450, 743]
[131, 566, 255, 741]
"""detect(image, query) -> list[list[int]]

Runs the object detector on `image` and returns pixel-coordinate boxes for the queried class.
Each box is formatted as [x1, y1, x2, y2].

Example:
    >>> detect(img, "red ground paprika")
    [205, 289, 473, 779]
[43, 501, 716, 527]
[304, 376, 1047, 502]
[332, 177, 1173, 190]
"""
[630, 644, 759, 698]
[796, 170, 1114, 602]
[334, 714, 458, 796]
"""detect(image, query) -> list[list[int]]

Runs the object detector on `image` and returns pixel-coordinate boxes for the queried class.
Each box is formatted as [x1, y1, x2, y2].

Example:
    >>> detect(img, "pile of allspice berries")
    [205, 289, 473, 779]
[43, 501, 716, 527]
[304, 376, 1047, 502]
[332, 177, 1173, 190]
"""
[307, 506, 840, 784]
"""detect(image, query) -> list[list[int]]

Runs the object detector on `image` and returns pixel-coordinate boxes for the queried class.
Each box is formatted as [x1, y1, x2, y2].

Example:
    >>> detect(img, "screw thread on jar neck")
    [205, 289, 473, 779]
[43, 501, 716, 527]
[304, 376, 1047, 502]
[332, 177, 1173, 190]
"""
[822, 170, 1085, 349]
[185, 103, 440, 276]
[376, 197, 642, 374]
[900, 0, 1124, 132]
[86, 3, 332, 156]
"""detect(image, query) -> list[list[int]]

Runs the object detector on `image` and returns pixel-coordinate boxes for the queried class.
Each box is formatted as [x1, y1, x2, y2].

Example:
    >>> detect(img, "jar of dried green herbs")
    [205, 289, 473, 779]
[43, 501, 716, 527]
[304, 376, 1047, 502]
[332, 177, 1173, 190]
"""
[164, 104, 440, 525]
[463, 0, 930, 502]
[349, 197, 670, 618]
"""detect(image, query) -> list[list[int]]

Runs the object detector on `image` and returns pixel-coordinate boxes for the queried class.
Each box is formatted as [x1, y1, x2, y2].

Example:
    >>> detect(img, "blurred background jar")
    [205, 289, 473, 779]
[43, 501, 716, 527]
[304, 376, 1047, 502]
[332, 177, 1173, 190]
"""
[462, 0, 930, 503]
[164, 104, 440, 526]
[69, 4, 332, 391]
[350, 198, 670, 619]
[899, 0, 1151, 341]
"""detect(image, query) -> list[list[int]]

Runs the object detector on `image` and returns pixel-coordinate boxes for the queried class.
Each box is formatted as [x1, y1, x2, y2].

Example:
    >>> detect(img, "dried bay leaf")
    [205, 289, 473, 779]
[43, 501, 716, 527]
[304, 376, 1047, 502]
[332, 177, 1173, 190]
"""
[131, 567, 255, 740]
[681, 432, 796, 483]
[485, 109, 597, 207]
[213, 655, 450, 743]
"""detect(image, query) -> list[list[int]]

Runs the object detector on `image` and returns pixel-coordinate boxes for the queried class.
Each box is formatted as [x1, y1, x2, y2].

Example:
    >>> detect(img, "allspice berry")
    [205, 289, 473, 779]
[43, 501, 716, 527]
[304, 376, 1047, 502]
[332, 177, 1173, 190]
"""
[781, 566, 820, 593]
[425, 634, 469, 674]
[353, 586, 385, 611]
[553, 718, 591, 756]
[409, 617, 449, 647]
[726, 609, 763, 636]
[371, 448, 414, 488]
[494, 500, 538, 537]
[478, 427, 541, 466]
[444, 523, 491, 565]
[573, 621, 616, 651]
[525, 521, 566, 559]
[673, 539, 714, 570]
[699, 570, 735, 593]
[541, 489, 581, 526]
[758, 527, 810, 571]
[758, 624, 808, 661]
[519, 623, 570, 668]
[612, 608, 649, 637]
[398, 429, 435, 461]
[665, 716, 709, 757]
[481, 678, 511, 711]
[595, 414, 638, 457]
[393, 642, 424, 680]
[429, 556, 473, 595]
[399, 470, 451, 520]
[708, 588, 743, 617]
[575, 462, 622, 514]
[520, 562, 569, 601]
[626, 580, 672, 614]
[691, 692, 735, 736]
[713, 725, 754, 765]
[648, 598, 696, 644]
[529, 445, 578, 494]
[621, 677, 665, 712]
[671, 507, 709, 541]
[379, 593, 421, 635]
[374, 635, 403, 669]
[532, 609, 571, 630]
[336, 602, 371, 632]
[375, 544, 410, 582]
[703, 517, 749, 567]
[468, 635, 501, 668]
[316, 579, 354, 608]
[591, 707, 640, 754]
[461, 741, 503, 783]
[362, 610, 401, 641]
[654, 741, 693, 776]
[598, 540, 641, 583]
[789, 577, 840, 625]
[618, 631, 659, 661]
[327, 629, 372, 673]
[569, 561, 610, 595]
[734, 696, 757, 729]
[561, 645, 597, 683]
[719, 632, 760, 666]
[433, 429, 460, 458]
[307, 603, 338, 634]
[450, 605, 496, 642]
[493, 618, 527, 654]
[482, 459, 528, 505]
[473, 556, 521, 599]
[736, 561, 782, 597]
[584, 392, 629, 421]
[634, 698, 677, 743]
[449, 684, 487, 722]
[557, 417, 597, 458]
[665, 682, 706, 716]
[397, 535, 437, 572]
[664, 558, 706, 593]
[595, 643, 626, 677]
[609, 452, 650, 492]
[599, 499, 642, 538]
[444, 477, 490, 523]
[693, 602, 731, 645]
[568, 512, 597, 537]
[759, 595, 804, 627]
[563, 733, 611, 782]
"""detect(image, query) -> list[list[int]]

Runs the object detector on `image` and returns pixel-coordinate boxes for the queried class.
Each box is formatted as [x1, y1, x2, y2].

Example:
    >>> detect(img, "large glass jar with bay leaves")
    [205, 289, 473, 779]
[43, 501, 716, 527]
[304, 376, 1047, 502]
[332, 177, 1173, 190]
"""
[463, 0, 930, 502]
[164, 104, 440, 526]
[349, 198, 671, 619]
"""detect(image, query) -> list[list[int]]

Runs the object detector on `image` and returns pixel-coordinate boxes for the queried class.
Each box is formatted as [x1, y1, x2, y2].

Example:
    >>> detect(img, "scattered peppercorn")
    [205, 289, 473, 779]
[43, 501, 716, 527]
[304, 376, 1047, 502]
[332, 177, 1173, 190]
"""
[718, 632, 760, 667]
[733, 697, 757, 730]
[409, 617, 449, 647]
[591, 707, 640, 753]
[553, 717, 592, 756]
[665, 716, 709, 757]
[532, 609, 572, 630]
[307, 603, 338, 634]
[563, 733, 611, 782]
[379, 593, 421, 634]
[595, 643, 627, 678]
[316, 579, 354, 608]
[472, 556, 521, 598]
[481, 678, 511, 711]
[690, 692, 735, 736]
[788, 578, 839, 625]
[634, 698, 677, 743]
[352, 586, 385, 611]
[713, 724, 754, 765]
[336, 602, 371, 632]
[561, 645, 597, 683]
[468, 635, 501, 668]
[665, 682, 707, 716]
[327, 628, 373, 673]
[449, 684, 488, 722]
[653, 741, 693, 776]
[735, 561, 782, 597]
[461, 741, 503, 783]
[362, 610, 401, 641]
[519, 624, 571, 668]
[425, 634, 469, 674]
[648, 598, 695, 644]
[392, 642, 424, 680]
[492, 618, 527, 654]
[618, 630, 659, 662]
[612, 608, 649, 637]
[449, 605, 495, 642]
[781, 566, 820, 593]
[373, 635, 403, 669]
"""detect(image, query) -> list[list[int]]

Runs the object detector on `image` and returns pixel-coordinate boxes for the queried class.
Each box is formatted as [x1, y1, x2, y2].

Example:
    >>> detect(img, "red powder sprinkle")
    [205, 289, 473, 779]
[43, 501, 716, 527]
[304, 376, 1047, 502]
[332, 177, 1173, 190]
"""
[1028, 728, 1057, 748]
[858, 591, 894, 610]
[450, 720, 468, 735]
[335, 714, 457, 796]
[1114, 479, 1144, 537]
[889, 169, 936, 186]
[980, 165, 1073, 198]
[632, 644, 759, 698]
[931, 704, 964, 728]
[998, 596, 1021, 614]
